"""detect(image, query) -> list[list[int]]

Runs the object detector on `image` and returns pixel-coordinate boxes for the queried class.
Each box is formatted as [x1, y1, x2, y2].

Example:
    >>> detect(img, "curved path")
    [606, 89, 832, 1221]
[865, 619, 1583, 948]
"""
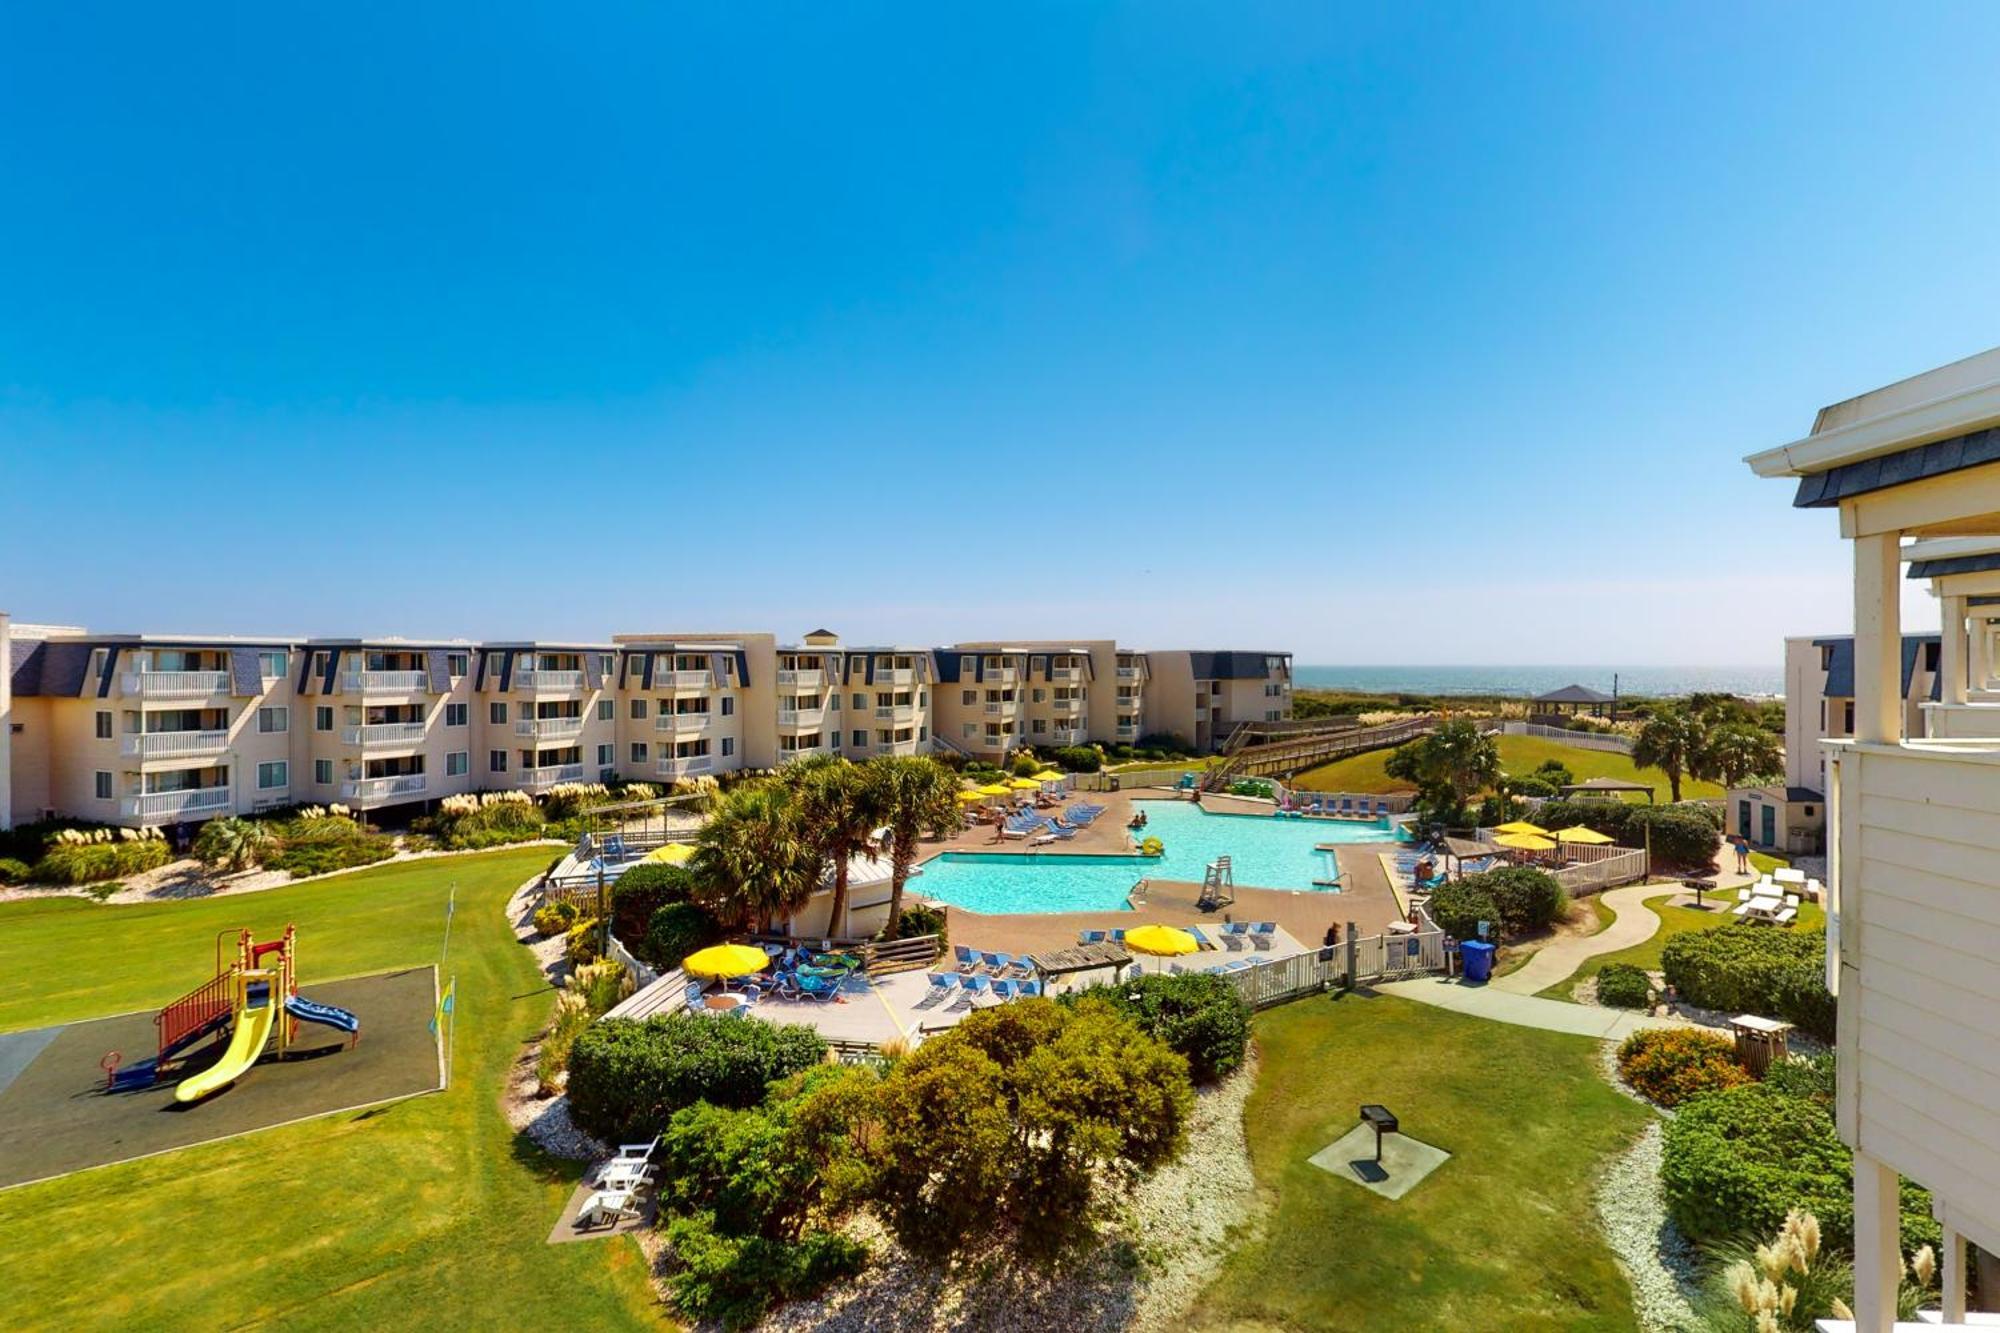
[1489, 882, 1673, 996]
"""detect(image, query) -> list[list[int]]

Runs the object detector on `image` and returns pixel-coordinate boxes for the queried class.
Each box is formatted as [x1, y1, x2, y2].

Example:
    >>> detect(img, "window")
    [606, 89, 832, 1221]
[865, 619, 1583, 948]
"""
[1032, 719, 1047, 734]
[257, 761, 288, 790]
[316, 705, 334, 732]
[720, 696, 734, 716]
[488, 701, 509, 725]
[596, 743, 613, 766]
[259, 650, 288, 678]
[596, 699, 613, 721]
[630, 742, 649, 763]
[1033, 688, 1046, 703]
[315, 759, 334, 785]
[488, 750, 507, 773]
[445, 702, 467, 727]
[715, 736, 732, 757]
[95, 711, 112, 739]
[963, 723, 976, 738]
[597, 654, 614, 677]
[852, 693, 865, 710]
[313, 651, 329, 677]
[630, 698, 648, 720]
[447, 652, 469, 677]
[94, 771, 113, 800]
[829, 694, 840, 711]
[851, 730, 866, 748]
[962, 689, 975, 706]
[1842, 701, 1855, 733]
[830, 731, 841, 748]
[257, 706, 288, 734]
[447, 751, 469, 777]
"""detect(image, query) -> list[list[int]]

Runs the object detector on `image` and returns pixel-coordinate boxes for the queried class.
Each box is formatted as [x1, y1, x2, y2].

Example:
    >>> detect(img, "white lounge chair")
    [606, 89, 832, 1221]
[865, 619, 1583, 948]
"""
[597, 1159, 655, 1191]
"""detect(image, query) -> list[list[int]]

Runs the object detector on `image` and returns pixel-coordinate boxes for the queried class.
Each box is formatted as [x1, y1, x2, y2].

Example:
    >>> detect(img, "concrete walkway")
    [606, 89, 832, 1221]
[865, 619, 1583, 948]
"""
[1491, 882, 1671, 995]
[1374, 975, 1688, 1040]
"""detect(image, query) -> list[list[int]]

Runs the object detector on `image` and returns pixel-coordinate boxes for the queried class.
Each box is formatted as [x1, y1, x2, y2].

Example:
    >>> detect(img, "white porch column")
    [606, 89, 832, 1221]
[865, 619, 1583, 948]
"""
[1853, 1152, 1902, 1333]
[1941, 594, 1969, 705]
[1853, 532, 1903, 744]
[0, 611, 11, 831]
[1942, 1226, 1966, 1323]
[1980, 616, 2000, 691]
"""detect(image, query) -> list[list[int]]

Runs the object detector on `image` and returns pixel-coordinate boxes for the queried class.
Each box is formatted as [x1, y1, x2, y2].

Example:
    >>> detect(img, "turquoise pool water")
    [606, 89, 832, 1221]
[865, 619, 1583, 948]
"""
[911, 801, 1394, 915]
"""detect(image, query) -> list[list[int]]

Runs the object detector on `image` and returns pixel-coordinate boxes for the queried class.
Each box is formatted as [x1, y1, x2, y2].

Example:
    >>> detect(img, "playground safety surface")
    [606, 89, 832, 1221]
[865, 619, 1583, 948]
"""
[0, 966, 441, 1190]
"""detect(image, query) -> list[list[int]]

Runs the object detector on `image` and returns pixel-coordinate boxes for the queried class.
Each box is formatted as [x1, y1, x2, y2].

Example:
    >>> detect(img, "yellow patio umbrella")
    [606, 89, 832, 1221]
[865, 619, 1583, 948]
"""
[956, 789, 990, 804]
[644, 842, 696, 865]
[1123, 924, 1199, 957]
[1031, 770, 1066, 783]
[1007, 776, 1043, 791]
[1493, 820, 1548, 837]
[1494, 832, 1557, 852]
[976, 783, 1012, 797]
[681, 943, 771, 979]
[1555, 826, 1614, 845]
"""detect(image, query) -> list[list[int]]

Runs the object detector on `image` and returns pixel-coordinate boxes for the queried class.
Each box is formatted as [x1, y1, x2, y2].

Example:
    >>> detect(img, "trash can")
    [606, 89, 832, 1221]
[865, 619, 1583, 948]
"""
[1460, 940, 1496, 984]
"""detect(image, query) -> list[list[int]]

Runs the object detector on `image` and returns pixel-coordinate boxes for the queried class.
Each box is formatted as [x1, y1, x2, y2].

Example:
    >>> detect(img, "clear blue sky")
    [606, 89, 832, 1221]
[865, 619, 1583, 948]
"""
[6, 4, 1999, 663]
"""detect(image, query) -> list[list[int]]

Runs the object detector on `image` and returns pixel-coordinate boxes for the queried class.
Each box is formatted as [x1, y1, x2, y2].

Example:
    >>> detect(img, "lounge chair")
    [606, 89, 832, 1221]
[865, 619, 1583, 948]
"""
[577, 1187, 641, 1230]
[954, 944, 981, 969]
[602, 834, 627, 860]
[1048, 824, 1078, 840]
[1016, 979, 1043, 998]
[1079, 929, 1106, 944]
[1108, 928, 1127, 943]
[1219, 929, 1244, 953]
[948, 975, 988, 1011]
[1186, 925, 1217, 950]
[1249, 924, 1274, 951]
[915, 973, 955, 1009]
[612, 1134, 660, 1165]
[988, 979, 1017, 1002]
[595, 1158, 655, 1191]
[1168, 963, 1188, 975]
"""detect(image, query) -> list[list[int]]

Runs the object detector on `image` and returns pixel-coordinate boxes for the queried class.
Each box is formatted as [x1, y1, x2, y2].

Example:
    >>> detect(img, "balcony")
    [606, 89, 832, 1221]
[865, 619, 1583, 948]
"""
[515, 716, 584, 740]
[1049, 727, 1085, 745]
[343, 670, 428, 694]
[341, 722, 428, 748]
[122, 670, 230, 698]
[875, 667, 916, 687]
[657, 754, 715, 778]
[779, 743, 829, 762]
[514, 669, 583, 692]
[125, 787, 233, 820]
[655, 711, 713, 734]
[1117, 721, 1140, 739]
[1052, 696, 1084, 714]
[1047, 666, 1082, 683]
[776, 668, 824, 689]
[517, 763, 585, 789]
[777, 707, 827, 729]
[982, 733, 1010, 750]
[983, 667, 1016, 687]
[340, 774, 428, 801]
[874, 704, 917, 723]
[1116, 665, 1140, 680]
[984, 701, 1009, 715]
[876, 737, 922, 756]
[658, 669, 712, 690]
[121, 730, 230, 760]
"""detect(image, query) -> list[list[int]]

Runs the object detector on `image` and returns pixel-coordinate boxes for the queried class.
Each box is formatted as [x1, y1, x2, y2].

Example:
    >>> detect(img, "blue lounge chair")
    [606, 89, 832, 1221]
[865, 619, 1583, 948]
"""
[989, 979, 1017, 1002]
[1049, 824, 1078, 840]
[915, 973, 955, 1009]
[1109, 928, 1127, 943]
[1016, 979, 1043, 998]
[1249, 923, 1275, 951]
[602, 834, 627, 860]
[1187, 925, 1217, 950]
[949, 975, 988, 1011]
[1372, 801, 1390, 817]
[1079, 929, 1106, 944]
[955, 944, 980, 968]
[683, 981, 705, 1010]
[1219, 928, 1244, 953]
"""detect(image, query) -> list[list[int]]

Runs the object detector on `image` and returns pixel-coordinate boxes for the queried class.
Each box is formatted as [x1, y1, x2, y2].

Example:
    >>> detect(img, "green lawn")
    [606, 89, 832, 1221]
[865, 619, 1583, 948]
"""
[1293, 734, 1725, 800]
[1541, 887, 1826, 1000]
[0, 850, 667, 1330]
[1186, 993, 1648, 1331]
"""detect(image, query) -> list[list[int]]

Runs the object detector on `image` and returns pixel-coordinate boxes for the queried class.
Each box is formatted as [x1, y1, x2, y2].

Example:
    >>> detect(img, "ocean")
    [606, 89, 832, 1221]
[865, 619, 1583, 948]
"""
[1292, 664, 1783, 700]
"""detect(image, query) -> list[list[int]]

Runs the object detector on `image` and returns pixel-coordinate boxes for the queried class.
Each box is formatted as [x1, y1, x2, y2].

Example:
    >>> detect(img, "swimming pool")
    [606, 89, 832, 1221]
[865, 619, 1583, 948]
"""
[911, 801, 1394, 915]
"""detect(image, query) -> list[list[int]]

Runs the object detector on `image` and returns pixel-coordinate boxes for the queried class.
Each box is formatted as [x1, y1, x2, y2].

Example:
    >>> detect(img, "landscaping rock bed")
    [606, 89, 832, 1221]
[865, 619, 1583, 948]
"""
[1596, 1119, 1701, 1333]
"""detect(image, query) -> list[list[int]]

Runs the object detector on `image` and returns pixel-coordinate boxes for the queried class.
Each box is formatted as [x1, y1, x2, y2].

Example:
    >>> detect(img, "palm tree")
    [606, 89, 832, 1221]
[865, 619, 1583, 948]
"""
[192, 817, 274, 873]
[1702, 721, 1783, 790]
[865, 755, 962, 933]
[1429, 719, 1502, 811]
[1632, 704, 1707, 803]
[785, 755, 882, 939]
[688, 781, 821, 931]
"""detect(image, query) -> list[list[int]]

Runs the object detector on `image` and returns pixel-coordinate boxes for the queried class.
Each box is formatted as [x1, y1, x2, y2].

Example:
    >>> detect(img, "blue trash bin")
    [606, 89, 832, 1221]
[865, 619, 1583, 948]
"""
[1460, 940, 1496, 983]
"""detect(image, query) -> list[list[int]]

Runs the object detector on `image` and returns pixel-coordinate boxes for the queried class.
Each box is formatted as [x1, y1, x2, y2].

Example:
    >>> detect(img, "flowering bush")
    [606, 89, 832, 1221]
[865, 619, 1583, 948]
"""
[1617, 1027, 1750, 1107]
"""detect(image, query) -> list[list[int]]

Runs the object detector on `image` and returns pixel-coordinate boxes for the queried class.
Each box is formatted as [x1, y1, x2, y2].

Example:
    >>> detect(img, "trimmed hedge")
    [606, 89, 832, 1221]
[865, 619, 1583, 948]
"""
[1064, 972, 1251, 1084]
[1050, 745, 1102, 773]
[610, 863, 694, 943]
[565, 1013, 828, 1144]
[31, 839, 170, 885]
[1616, 1027, 1749, 1107]
[1662, 1082, 1854, 1247]
[1595, 962, 1652, 1009]
[1460, 866, 1566, 937]
[644, 902, 725, 970]
[1428, 879, 1498, 943]
[1529, 799, 1722, 869]
[1660, 923, 1834, 1041]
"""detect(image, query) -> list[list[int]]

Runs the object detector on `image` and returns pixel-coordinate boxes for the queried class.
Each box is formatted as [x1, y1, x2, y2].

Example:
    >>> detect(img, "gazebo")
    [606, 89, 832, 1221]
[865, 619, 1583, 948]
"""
[1530, 683, 1616, 720]
[1560, 775, 1655, 803]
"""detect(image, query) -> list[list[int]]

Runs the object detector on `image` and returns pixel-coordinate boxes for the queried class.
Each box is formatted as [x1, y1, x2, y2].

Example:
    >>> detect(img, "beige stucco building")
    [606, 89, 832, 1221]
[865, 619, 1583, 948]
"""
[1746, 345, 2000, 1329]
[2, 621, 1290, 829]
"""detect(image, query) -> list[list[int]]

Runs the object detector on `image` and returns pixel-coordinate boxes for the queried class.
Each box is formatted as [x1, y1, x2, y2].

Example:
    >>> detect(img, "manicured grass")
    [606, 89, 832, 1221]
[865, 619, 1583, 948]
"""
[1541, 887, 1826, 1000]
[1293, 734, 1725, 800]
[0, 849, 667, 1329]
[1186, 993, 1648, 1331]
[1748, 850, 1789, 877]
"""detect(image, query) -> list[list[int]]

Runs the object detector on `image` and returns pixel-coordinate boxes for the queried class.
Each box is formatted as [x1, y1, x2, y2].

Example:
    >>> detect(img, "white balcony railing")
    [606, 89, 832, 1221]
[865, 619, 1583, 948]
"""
[517, 763, 585, 788]
[776, 668, 823, 689]
[341, 722, 428, 747]
[984, 667, 1016, 686]
[778, 707, 826, 728]
[984, 701, 1006, 714]
[343, 670, 428, 693]
[1116, 665, 1140, 679]
[657, 669, 711, 690]
[875, 737, 921, 756]
[1053, 696, 1084, 714]
[982, 733, 1009, 749]
[121, 730, 230, 759]
[122, 670, 231, 697]
[514, 669, 583, 692]
[874, 704, 916, 723]
[340, 774, 428, 801]
[779, 743, 828, 761]
[657, 754, 715, 778]
[1050, 727, 1085, 745]
[515, 716, 583, 739]
[125, 786, 234, 820]
[1048, 666, 1083, 683]
[655, 711, 713, 733]
[875, 668, 916, 687]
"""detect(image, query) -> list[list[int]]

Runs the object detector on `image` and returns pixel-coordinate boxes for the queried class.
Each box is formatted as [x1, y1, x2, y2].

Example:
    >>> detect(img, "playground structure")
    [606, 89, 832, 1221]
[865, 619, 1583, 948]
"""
[104, 925, 360, 1102]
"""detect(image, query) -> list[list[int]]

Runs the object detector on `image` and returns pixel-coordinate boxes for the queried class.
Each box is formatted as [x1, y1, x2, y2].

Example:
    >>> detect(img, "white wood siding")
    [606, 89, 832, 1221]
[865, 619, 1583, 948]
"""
[1849, 744, 2000, 1254]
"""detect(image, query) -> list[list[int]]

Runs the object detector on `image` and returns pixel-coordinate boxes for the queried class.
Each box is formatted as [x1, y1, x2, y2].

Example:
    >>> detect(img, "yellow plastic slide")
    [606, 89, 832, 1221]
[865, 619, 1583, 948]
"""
[174, 1000, 276, 1103]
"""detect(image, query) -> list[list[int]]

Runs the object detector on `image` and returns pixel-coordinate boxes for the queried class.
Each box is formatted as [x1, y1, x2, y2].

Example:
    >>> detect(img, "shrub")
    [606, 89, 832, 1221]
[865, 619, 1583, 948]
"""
[1763, 1051, 1836, 1104]
[0, 857, 28, 884]
[889, 902, 946, 943]
[1660, 924, 1834, 1040]
[1428, 878, 1499, 942]
[1504, 773, 1558, 798]
[643, 901, 724, 970]
[1009, 753, 1043, 778]
[1459, 866, 1566, 936]
[533, 899, 580, 937]
[1627, 806, 1722, 869]
[1595, 962, 1652, 1009]
[32, 838, 170, 885]
[1065, 972, 1250, 1084]
[1616, 1027, 1750, 1107]
[1227, 779, 1275, 800]
[1661, 1083, 1853, 1247]
[609, 863, 694, 943]
[565, 1013, 828, 1144]
[565, 918, 602, 965]
[192, 817, 275, 872]
[662, 1213, 867, 1331]
[1050, 745, 1102, 773]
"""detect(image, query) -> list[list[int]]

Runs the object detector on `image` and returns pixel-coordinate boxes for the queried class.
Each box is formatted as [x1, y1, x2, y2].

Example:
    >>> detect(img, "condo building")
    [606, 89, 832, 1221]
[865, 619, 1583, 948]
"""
[1, 616, 1289, 830]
